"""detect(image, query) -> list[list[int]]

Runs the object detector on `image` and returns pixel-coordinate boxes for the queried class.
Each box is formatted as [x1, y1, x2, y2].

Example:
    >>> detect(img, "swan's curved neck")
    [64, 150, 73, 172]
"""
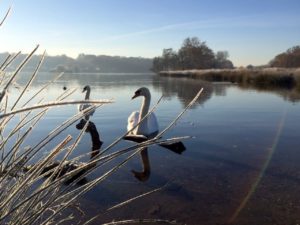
[137, 93, 150, 134]
[140, 95, 150, 119]
[85, 89, 90, 100]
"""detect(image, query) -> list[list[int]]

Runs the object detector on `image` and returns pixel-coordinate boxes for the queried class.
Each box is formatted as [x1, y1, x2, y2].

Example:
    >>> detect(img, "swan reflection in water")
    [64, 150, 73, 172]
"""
[76, 119, 103, 160]
[124, 135, 186, 182]
[23, 119, 103, 185]
[46, 119, 103, 184]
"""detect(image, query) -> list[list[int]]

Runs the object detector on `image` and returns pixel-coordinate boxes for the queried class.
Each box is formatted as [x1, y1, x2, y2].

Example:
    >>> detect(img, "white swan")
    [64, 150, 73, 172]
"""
[127, 87, 159, 137]
[78, 85, 95, 120]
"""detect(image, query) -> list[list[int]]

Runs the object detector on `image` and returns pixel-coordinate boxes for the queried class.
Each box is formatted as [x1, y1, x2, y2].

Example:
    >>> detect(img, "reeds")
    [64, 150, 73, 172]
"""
[0, 7, 204, 224]
[160, 68, 300, 89]
[0, 47, 202, 225]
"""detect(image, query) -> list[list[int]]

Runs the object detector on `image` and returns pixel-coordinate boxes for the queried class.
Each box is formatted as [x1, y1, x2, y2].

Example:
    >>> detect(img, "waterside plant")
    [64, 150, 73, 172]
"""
[159, 67, 300, 89]
[0, 7, 203, 225]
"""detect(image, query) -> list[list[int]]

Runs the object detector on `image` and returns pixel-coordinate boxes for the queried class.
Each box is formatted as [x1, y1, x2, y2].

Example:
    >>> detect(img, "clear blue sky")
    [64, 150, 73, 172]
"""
[0, 0, 299, 66]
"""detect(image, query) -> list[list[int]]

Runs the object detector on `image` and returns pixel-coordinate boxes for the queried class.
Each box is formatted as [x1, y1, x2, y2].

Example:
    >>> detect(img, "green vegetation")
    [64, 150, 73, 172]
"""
[152, 37, 233, 72]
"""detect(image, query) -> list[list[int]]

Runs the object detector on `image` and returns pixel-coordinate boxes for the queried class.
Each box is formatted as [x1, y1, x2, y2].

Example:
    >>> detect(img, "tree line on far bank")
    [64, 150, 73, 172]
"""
[0, 53, 153, 73]
[269, 46, 300, 68]
[152, 37, 300, 72]
[152, 37, 234, 72]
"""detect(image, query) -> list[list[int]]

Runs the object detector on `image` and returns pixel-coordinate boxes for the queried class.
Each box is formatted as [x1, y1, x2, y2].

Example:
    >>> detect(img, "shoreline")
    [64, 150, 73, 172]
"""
[159, 67, 300, 77]
[159, 67, 300, 88]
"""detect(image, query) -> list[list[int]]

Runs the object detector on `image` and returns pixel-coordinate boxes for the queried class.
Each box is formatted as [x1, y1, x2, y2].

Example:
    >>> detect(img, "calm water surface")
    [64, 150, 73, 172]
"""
[11, 73, 300, 224]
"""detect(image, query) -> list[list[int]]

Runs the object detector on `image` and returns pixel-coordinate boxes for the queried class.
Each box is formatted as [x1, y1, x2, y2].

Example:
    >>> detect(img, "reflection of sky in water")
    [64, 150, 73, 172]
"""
[7, 72, 300, 165]
[5, 72, 300, 224]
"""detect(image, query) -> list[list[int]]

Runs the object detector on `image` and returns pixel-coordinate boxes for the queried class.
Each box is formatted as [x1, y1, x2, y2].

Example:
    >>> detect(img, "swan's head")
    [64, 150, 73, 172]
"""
[82, 85, 90, 93]
[132, 87, 150, 100]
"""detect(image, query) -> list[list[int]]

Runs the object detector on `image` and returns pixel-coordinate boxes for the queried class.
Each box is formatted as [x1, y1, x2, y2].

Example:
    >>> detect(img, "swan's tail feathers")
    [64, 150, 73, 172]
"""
[159, 141, 186, 154]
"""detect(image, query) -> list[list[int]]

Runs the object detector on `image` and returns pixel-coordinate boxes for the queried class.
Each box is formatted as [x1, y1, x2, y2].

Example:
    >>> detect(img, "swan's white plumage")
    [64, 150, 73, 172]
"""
[127, 87, 159, 137]
[78, 103, 95, 116]
[78, 85, 95, 118]
[127, 111, 158, 136]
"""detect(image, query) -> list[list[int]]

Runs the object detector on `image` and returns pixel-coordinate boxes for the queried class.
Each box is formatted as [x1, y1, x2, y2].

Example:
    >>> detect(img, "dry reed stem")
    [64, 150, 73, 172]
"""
[107, 182, 170, 211]
[0, 6, 11, 27]
[0, 135, 72, 216]
[36, 121, 90, 215]
[0, 82, 78, 162]
[11, 50, 46, 110]
[42, 117, 90, 187]
[53, 88, 203, 224]
[0, 42, 203, 225]
[0, 85, 199, 225]
[0, 54, 11, 71]
[38, 148, 144, 225]
[101, 219, 185, 225]
[0, 107, 102, 221]
[0, 99, 113, 119]
[0, 73, 77, 170]
[156, 88, 203, 139]
[1, 45, 39, 102]
[15, 136, 189, 225]
[98, 95, 164, 157]
[21, 72, 65, 107]
[0, 52, 22, 73]
[0, 105, 98, 186]
[58, 136, 190, 196]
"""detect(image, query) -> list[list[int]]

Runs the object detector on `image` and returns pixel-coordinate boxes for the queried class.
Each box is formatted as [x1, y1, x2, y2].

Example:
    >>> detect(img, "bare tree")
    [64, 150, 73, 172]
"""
[270, 45, 300, 68]
[178, 37, 215, 69]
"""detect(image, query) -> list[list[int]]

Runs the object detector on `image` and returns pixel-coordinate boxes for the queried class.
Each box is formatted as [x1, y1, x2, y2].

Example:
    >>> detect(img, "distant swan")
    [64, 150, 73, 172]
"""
[127, 87, 158, 137]
[78, 85, 95, 120]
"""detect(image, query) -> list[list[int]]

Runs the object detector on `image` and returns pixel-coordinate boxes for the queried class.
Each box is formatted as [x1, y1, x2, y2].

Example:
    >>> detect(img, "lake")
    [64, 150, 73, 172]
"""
[8, 72, 300, 224]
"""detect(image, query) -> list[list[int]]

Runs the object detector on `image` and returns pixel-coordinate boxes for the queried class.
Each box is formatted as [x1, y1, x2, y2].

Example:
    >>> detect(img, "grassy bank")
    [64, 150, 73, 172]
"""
[159, 68, 300, 89]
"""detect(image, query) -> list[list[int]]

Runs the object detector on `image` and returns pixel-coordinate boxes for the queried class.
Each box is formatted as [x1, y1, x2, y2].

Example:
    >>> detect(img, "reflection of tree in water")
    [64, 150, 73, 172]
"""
[238, 83, 300, 103]
[212, 82, 232, 96]
[152, 75, 215, 108]
[153, 74, 300, 105]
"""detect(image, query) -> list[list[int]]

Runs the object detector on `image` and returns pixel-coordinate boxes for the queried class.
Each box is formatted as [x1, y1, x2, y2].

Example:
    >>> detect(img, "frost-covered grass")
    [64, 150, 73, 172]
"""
[0, 48, 200, 225]
[0, 7, 201, 225]
[160, 67, 300, 88]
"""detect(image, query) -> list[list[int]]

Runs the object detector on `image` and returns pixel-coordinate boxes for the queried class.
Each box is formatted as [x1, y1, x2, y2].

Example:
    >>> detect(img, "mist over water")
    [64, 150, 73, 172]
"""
[10, 72, 300, 224]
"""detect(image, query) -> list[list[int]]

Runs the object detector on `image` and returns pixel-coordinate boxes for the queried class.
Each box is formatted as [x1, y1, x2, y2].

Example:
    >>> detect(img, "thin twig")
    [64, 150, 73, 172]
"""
[0, 7, 11, 27]
[2, 45, 39, 94]
[21, 72, 64, 107]
[0, 51, 21, 72]
[0, 99, 113, 119]
[107, 182, 169, 211]
[101, 219, 186, 225]
[11, 50, 46, 110]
